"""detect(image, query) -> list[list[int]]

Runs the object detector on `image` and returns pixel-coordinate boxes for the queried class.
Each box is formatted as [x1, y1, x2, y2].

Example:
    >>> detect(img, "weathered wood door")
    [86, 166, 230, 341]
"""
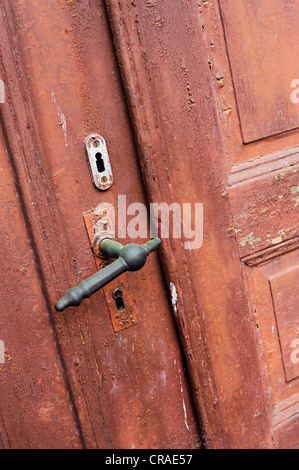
[0, 0, 299, 450]
[0, 0, 200, 449]
[104, 0, 299, 449]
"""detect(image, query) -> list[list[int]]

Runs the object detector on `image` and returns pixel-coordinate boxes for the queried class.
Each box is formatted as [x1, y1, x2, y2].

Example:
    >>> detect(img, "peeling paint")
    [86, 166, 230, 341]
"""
[274, 172, 286, 181]
[0, 340, 4, 364]
[95, 360, 103, 386]
[292, 196, 299, 207]
[170, 282, 178, 316]
[239, 232, 261, 247]
[80, 329, 85, 345]
[160, 370, 167, 387]
[174, 359, 189, 431]
[290, 185, 299, 194]
[271, 236, 282, 245]
[51, 89, 68, 147]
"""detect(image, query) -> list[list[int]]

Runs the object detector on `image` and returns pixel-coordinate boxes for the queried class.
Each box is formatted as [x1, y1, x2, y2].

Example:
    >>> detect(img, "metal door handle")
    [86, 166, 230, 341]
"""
[55, 238, 161, 312]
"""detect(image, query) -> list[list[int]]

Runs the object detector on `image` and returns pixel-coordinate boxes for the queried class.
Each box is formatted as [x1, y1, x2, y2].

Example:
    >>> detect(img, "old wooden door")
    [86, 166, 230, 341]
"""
[0, 0, 200, 449]
[104, 0, 299, 449]
[1, 0, 299, 450]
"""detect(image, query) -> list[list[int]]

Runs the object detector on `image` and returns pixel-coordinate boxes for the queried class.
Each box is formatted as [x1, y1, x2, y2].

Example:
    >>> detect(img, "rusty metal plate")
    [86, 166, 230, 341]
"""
[83, 205, 115, 257]
[103, 278, 137, 333]
[83, 208, 137, 332]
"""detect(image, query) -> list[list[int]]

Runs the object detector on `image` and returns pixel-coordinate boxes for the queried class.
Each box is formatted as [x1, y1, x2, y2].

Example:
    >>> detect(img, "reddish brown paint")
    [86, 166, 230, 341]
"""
[246, 250, 299, 447]
[106, 0, 299, 449]
[229, 149, 299, 261]
[270, 267, 299, 383]
[1, 0, 299, 450]
[0, 118, 82, 450]
[219, 1, 299, 142]
[204, 0, 299, 166]
[0, 0, 199, 449]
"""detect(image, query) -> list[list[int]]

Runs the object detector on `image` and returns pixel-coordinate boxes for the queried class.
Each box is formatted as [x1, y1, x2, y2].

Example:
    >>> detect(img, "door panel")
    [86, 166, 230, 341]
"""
[214, 0, 299, 447]
[106, 0, 299, 448]
[219, 0, 299, 143]
[204, 1, 299, 167]
[210, 0, 299, 447]
[245, 251, 299, 446]
[0, 0, 199, 449]
[270, 266, 299, 382]
[106, 0, 272, 448]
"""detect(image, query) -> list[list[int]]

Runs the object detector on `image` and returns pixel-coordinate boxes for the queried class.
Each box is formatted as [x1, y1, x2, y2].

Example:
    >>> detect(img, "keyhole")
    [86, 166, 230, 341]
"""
[95, 152, 105, 173]
[113, 289, 125, 312]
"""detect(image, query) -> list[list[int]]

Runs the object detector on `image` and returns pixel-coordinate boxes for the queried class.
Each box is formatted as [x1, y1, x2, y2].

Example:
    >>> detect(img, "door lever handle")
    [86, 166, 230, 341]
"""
[54, 238, 161, 312]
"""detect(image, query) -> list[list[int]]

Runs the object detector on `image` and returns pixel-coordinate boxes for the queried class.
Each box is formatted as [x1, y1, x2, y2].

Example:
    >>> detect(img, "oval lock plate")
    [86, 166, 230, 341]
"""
[85, 134, 113, 190]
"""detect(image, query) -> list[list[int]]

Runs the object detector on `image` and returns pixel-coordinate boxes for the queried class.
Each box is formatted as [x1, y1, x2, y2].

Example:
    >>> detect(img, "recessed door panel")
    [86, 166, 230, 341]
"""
[219, 0, 299, 143]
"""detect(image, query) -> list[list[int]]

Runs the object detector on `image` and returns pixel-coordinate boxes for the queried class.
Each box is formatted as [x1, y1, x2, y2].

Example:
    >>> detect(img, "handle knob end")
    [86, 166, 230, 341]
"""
[55, 286, 85, 311]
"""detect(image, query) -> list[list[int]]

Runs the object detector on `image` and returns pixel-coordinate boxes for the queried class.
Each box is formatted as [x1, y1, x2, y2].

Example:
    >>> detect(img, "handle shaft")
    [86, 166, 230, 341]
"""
[55, 238, 161, 312]
[143, 237, 162, 255]
[100, 239, 124, 258]
[55, 257, 128, 311]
